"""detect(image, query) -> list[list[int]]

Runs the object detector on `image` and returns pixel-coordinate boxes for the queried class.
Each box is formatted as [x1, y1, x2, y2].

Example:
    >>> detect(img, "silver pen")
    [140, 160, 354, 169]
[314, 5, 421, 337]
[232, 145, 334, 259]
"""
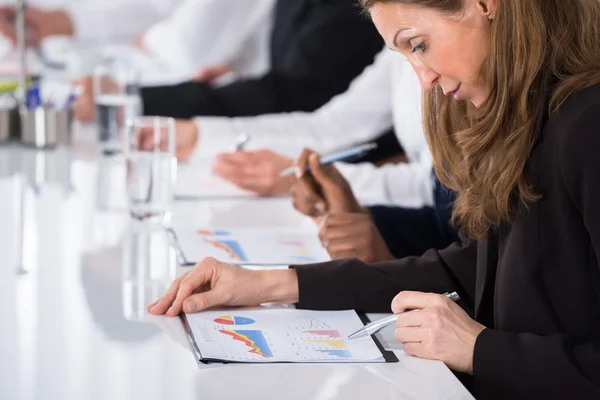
[280, 142, 377, 177]
[234, 132, 251, 152]
[348, 291, 461, 340]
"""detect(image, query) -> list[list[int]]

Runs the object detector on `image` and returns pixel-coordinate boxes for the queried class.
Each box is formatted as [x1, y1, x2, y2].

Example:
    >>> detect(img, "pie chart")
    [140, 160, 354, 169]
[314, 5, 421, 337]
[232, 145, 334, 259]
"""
[214, 316, 256, 325]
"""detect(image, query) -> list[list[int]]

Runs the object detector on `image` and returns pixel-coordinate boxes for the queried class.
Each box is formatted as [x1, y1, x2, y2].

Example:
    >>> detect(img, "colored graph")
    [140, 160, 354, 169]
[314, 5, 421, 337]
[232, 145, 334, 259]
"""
[316, 349, 352, 359]
[203, 239, 248, 261]
[304, 330, 341, 339]
[197, 230, 231, 236]
[219, 330, 273, 358]
[292, 316, 331, 329]
[304, 339, 346, 349]
[214, 316, 255, 325]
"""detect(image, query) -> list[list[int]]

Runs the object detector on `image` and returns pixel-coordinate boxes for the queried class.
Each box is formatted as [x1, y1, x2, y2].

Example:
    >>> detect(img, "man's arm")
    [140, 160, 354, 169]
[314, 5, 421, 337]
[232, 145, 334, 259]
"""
[141, 0, 383, 119]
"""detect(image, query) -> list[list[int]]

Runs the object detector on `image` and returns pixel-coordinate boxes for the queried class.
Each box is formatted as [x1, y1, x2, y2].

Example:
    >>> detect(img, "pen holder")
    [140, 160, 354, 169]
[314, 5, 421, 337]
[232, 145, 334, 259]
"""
[0, 107, 20, 143]
[20, 108, 73, 148]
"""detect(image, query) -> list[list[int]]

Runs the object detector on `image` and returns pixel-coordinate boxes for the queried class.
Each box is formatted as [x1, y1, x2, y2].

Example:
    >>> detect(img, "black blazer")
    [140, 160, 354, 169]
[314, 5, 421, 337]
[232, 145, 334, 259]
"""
[140, 0, 383, 119]
[295, 83, 600, 399]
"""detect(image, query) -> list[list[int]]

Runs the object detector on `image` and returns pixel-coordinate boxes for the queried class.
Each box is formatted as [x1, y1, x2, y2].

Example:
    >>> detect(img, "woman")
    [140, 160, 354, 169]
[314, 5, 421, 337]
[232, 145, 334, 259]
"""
[149, 0, 600, 397]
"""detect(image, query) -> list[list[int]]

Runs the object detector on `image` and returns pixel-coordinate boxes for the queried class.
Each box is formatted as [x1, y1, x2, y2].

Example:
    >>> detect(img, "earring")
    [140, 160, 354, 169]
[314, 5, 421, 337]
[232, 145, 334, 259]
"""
[491, 13, 496, 19]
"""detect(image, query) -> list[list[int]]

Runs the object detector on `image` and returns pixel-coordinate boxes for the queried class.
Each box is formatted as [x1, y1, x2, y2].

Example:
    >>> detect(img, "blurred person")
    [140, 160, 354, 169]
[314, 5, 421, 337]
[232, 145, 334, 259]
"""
[138, 0, 274, 80]
[291, 148, 459, 263]
[181, 50, 431, 209]
[0, 0, 182, 46]
[73, 0, 386, 145]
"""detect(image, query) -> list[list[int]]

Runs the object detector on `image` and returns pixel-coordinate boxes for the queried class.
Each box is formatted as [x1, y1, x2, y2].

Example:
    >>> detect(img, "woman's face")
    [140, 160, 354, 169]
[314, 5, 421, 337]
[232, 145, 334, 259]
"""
[370, 0, 495, 108]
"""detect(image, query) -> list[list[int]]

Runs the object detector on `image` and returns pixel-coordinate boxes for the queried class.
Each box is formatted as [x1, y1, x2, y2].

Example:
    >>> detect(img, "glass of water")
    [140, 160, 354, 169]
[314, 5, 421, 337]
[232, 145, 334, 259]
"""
[94, 64, 142, 154]
[124, 117, 177, 221]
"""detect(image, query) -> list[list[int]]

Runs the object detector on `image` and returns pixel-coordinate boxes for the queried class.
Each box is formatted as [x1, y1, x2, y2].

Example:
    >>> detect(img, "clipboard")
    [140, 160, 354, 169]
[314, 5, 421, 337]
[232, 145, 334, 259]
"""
[180, 312, 399, 365]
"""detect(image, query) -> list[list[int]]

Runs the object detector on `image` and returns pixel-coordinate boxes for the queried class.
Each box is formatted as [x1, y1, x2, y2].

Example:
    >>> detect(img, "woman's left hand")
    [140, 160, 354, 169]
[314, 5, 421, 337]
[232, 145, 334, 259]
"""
[392, 291, 486, 374]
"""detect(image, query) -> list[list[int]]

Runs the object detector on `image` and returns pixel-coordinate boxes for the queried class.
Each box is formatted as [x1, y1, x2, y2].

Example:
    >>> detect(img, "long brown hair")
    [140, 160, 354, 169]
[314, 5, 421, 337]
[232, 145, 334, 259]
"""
[361, 0, 600, 239]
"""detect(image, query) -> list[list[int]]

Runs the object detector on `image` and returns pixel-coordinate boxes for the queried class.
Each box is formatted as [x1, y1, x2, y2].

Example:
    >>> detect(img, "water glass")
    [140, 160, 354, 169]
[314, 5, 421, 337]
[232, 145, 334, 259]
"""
[124, 117, 177, 221]
[122, 219, 177, 322]
[94, 64, 142, 154]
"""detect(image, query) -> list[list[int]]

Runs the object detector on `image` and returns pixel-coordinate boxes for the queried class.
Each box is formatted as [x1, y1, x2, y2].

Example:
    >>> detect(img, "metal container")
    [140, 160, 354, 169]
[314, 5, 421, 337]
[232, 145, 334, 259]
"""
[0, 107, 20, 142]
[20, 108, 73, 148]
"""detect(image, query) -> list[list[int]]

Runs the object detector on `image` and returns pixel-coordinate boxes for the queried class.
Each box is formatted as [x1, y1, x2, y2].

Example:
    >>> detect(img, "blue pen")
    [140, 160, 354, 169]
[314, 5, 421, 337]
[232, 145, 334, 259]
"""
[26, 85, 41, 109]
[62, 85, 83, 110]
[280, 142, 378, 177]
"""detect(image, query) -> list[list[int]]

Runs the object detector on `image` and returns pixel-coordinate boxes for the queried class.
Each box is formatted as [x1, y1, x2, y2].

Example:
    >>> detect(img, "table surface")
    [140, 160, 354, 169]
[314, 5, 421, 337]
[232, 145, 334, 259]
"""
[0, 128, 473, 400]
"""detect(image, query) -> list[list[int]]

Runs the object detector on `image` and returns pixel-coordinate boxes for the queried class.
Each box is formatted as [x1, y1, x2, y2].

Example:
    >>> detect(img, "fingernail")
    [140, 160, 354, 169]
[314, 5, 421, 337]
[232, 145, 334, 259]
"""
[295, 167, 303, 179]
[167, 306, 174, 315]
[186, 301, 197, 312]
[315, 202, 325, 213]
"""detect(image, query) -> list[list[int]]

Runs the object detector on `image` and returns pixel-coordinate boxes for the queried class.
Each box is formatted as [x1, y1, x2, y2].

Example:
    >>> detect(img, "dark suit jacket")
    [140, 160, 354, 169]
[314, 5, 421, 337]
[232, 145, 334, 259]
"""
[140, 0, 383, 119]
[295, 83, 600, 399]
[369, 178, 459, 259]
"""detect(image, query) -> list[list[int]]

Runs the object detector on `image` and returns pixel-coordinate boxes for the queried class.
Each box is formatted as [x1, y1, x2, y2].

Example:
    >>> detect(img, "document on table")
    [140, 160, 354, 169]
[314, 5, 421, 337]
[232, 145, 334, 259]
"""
[175, 162, 257, 198]
[181, 308, 398, 364]
[167, 227, 331, 265]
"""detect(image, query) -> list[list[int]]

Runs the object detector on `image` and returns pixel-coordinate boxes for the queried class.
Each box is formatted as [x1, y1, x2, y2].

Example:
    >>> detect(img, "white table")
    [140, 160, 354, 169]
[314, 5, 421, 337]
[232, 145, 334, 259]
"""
[0, 129, 473, 400]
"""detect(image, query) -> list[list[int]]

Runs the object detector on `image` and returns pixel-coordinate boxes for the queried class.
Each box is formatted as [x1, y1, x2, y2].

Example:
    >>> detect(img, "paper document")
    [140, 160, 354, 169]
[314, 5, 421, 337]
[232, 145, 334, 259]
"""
[175, 162, 257, 198]
[169, 227, 331, 265]
[182, 308, 395, 364]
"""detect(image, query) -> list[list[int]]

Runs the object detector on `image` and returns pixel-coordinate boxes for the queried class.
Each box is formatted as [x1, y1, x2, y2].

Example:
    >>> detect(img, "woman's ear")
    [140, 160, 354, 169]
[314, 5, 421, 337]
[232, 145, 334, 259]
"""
[477, 0, 498, 19]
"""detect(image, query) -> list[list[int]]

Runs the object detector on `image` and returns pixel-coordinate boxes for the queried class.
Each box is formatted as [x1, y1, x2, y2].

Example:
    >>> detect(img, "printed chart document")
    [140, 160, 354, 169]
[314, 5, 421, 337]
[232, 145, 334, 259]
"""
[168, 227, 331, 265]
[181, 308, 398, 364]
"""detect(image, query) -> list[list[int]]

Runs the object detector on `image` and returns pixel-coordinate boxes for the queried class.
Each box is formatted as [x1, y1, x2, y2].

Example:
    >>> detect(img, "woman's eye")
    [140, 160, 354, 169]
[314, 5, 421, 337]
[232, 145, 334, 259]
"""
[411, 41, 426, 53]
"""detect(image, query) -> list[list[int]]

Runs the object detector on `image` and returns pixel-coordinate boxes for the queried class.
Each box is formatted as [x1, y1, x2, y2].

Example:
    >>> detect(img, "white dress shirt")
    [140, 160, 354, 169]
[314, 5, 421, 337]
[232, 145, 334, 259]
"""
[140, 0, 274, 78]
[65, 0, 182, 44]
[193, 49, 433, 208]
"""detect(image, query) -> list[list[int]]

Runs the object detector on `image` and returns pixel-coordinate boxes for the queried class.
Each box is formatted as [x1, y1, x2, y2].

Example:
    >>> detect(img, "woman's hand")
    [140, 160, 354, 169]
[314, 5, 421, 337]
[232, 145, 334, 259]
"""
[318, 213, 395, 263]
[213, 150, 295, 195]
[147, 257, 299, 316]
[291, 149, 363, 217]
[392, 291, 486, 374]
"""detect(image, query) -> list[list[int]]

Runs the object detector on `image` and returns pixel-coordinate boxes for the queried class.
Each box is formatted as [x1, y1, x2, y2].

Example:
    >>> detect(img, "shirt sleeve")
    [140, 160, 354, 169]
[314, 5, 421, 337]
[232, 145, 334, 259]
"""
[295, 239, 478, 313]
[65, 0, 181, 44]
[190, 48, 395, 159]
[472, 94, 600, 398]
[334, 151, 434, 208]
[140, 0, 275, 73]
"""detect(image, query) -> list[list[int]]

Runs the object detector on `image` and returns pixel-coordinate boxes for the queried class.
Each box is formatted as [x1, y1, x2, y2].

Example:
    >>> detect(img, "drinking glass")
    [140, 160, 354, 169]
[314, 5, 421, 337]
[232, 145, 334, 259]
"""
[122, 219, 177, 322]
[94, 64, 142, 154]
[124, 116, 177, 221]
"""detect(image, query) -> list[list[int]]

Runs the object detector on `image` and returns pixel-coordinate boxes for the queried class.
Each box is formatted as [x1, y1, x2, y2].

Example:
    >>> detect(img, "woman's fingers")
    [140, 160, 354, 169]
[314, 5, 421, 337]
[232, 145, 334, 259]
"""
[391, 291, 449, 315]
[165, 259, 220, 316]
[395, 326, 426, 343]
[148, 271, 189, 314]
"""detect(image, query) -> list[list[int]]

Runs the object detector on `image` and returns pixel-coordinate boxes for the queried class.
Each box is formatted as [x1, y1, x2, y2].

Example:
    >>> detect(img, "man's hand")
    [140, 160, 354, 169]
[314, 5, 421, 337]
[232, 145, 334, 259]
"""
[213, 150, 294, 195]
[291, 149, 363, 217]
[25, 8, 74, 46]
[318, 213, 395, 263]
[137, 119, 199, 161]
[191, 64, 232, 83]
[0, 7, 17, 43]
